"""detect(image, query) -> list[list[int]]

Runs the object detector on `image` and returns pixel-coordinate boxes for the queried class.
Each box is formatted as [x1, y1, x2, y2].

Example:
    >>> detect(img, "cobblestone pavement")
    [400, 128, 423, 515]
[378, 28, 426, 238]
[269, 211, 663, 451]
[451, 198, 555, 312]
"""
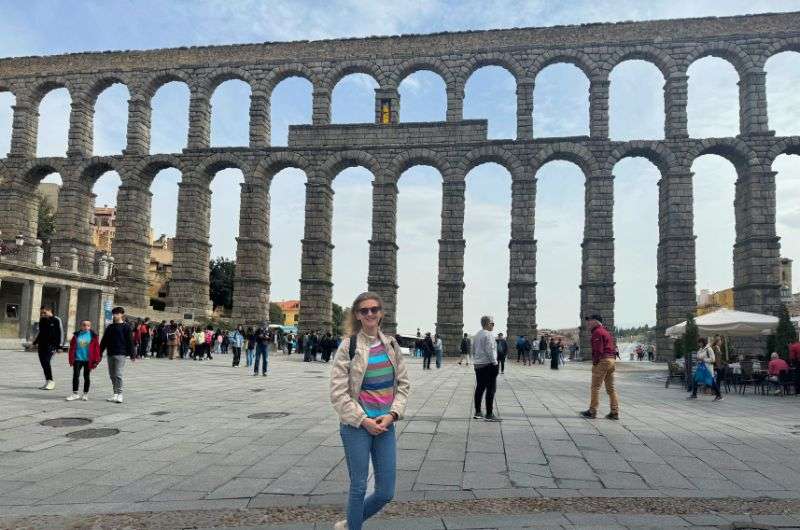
[1, 350, 799, 529]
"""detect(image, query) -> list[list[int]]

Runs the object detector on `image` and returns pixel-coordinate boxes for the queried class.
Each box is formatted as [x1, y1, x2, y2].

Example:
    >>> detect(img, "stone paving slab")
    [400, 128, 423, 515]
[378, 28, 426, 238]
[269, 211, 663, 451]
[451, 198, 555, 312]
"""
[2, 349, 800, 525]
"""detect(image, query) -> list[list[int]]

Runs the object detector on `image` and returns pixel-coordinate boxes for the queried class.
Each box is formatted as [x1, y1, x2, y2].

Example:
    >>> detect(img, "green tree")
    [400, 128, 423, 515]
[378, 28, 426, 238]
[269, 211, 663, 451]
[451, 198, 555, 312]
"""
[332, 303, 347, 336]
[37, 192, 56, 245]
[269, 302, 284, 325]
[771, 304, 798, 359]
[209, 257, 235, 309]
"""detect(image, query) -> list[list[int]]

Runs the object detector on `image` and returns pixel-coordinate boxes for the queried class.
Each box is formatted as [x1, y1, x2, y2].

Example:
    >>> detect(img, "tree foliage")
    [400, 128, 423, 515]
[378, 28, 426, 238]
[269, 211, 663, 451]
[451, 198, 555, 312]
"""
[209, 258, 235, 309]
[332, 303, 347, 336]
[37, 193, 56, 242]
[770, 304, 798, 359]
[269, 302, 284, 325]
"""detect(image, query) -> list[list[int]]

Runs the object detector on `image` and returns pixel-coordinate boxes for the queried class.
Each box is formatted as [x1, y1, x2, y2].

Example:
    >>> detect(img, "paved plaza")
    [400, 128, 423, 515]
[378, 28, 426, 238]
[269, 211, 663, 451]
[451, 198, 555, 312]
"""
[1, 350, 800, 529]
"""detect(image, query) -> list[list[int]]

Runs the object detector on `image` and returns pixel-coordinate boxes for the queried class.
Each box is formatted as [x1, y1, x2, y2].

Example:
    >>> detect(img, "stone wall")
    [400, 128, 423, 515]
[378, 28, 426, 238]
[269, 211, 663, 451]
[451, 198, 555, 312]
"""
[2, 12, 800, 355]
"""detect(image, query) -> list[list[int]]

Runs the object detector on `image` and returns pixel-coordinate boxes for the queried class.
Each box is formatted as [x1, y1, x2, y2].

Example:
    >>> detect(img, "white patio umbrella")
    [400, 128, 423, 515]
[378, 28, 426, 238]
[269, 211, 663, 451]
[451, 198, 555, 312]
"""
[665, 308, 778, 338]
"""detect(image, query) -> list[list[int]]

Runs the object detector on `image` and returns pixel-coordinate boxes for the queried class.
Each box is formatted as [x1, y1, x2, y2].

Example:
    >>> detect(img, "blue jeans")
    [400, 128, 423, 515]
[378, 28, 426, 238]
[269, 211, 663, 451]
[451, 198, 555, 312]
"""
[340, 423, 396, 530]
[246, 348, 254, 366]
[435, 349, 442, 368]
[254, 345, 268, 374]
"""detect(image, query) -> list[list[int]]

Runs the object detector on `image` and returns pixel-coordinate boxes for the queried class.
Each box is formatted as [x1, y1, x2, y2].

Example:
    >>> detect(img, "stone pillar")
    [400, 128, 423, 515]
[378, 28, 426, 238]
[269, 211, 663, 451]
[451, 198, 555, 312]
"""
[186, 88, 211, 149]
[589, 76, 610, 139]
[299, 179, 334, 333]
[124, 94, 151, 155]
[21, 280, 43, 340]
[249, 93, 270, 148]
[368, 179, 398, 334]
[655, 170, 696, 360]
[664, 74, 689, 139]
[312, 87, 331, 126]
[374, 88, 400, 124]
[232, 181, 271, 323]
[739, 69, 772, 136]
[58, 286, 79, 336]
[507, 173, 537, 351]
[169, 178, 212, 314]
[516, 81, 534, 140]
[581, 171, 615, 350]
[51, 180, 95, 274]
[446, 83, 464, 122]
[436, 179, 466, 355]
[112, 183, 152, 309]
[67, 95, 93, 157]
[9, 99, 37, 158]
[0, 182, 40, 258]
[733, 169, 781, 314]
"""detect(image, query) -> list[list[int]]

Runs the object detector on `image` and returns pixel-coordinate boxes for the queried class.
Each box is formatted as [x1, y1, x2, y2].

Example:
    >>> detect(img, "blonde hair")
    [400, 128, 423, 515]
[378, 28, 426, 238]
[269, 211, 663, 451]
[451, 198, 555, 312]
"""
[348, 292, 384, 335]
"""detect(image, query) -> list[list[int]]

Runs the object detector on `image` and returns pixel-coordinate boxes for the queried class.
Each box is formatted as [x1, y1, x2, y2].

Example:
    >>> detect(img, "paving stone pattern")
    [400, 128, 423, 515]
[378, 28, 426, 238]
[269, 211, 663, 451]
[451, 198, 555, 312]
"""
[2, 12, 800, 356]
[1, 350, 800, 528]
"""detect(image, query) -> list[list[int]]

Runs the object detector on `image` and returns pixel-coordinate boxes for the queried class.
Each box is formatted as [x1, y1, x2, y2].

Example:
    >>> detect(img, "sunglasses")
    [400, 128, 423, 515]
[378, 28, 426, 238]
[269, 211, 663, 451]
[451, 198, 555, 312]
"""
[357, 306, 382, 316]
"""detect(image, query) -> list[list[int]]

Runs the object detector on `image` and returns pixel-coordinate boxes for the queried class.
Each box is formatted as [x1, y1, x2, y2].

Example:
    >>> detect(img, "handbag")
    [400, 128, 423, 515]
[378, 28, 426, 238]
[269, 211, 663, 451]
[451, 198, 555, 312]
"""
[694, 362, 715, 386]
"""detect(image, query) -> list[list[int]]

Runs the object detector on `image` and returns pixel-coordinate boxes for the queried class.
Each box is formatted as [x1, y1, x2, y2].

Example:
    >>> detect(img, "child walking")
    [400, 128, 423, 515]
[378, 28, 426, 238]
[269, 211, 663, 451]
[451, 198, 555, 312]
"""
[66, 320, 102, 401]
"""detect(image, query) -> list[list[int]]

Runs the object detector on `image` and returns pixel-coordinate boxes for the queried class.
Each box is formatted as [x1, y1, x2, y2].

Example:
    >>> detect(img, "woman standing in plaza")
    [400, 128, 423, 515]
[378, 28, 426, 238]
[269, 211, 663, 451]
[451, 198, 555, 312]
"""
[434, 333, 443, 369]
[330, 292, 410, 530]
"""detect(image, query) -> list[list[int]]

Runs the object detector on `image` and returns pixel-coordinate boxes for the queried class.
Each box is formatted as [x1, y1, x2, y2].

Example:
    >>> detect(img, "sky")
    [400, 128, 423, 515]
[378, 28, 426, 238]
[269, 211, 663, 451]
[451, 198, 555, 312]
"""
[1, 0, 800, 332]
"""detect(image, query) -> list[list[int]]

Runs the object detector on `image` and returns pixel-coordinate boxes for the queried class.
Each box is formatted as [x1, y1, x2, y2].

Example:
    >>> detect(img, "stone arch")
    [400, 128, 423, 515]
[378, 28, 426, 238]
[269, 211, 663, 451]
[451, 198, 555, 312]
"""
[198, 153, 253, 184]
[766, 137, 800, 167]
[684, 42, 755, 76]
[21, 160, 66, 185]
[321, 150, 382, 178]
[142, 71, 193, 100]
[255, 151, 310, 181]
[206, 67, 256, 94]
[763, 37, 800, 66]
[30, 77, 72, 106]
[132, 154, 186, 184]
[79, 158, 125, 188]
[461, 53, 526, 83]
[686, 138, 758, 176]
[86, 75, 130, 104]
[462, 145, 524, 179]
[390, 148, 453, 181]
[391, 57, 457, 89]
[530, 49, 596, 79]
[604, 46, 678, 79]
[531, 142, 598, 176]
[264, 64, 318, 95]
[324, 61, 388, 91]
[607, 142, 675, 175]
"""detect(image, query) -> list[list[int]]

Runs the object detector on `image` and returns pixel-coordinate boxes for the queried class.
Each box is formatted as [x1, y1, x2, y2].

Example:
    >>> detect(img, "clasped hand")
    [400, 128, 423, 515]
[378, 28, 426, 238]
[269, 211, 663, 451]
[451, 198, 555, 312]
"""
[361, 414, 393, 435]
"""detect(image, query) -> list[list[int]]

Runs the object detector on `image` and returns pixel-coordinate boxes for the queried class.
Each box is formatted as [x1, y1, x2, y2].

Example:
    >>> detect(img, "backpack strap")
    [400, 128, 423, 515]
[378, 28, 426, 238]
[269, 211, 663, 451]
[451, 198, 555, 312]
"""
[348, 335, 358, 360]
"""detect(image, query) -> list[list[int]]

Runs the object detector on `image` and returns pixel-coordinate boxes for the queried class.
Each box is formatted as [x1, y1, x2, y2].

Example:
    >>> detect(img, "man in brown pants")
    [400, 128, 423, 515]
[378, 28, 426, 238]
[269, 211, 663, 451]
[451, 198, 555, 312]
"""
[580, 314, 620, 420]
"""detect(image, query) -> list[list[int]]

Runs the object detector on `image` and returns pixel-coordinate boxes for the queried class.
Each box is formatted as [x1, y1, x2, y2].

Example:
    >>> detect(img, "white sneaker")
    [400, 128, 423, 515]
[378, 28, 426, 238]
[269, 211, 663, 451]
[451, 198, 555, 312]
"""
[65, 393, 80, 401]
[334, 519, 347, 530]
[44, 380, 55, 390]
[107, 394, 118, 402]
[115, 394, 123, 403]
[81, 394, 89, 401]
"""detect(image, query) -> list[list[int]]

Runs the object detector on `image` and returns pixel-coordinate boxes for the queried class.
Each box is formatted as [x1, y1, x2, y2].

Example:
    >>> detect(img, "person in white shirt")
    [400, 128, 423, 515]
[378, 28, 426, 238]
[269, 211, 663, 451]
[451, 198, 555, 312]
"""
[688, 337, 723, 401]
[471, 315, 500, 421]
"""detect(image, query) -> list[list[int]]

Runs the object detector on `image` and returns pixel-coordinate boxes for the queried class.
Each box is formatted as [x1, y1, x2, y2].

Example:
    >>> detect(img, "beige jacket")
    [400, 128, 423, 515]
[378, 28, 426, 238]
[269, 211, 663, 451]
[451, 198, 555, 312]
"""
[329, 329, 411, 428]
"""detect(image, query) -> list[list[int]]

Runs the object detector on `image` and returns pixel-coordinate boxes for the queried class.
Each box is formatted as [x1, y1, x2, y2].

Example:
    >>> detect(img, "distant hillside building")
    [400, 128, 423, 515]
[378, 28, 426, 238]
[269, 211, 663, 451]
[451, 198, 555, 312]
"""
[275, 300, 300, 325]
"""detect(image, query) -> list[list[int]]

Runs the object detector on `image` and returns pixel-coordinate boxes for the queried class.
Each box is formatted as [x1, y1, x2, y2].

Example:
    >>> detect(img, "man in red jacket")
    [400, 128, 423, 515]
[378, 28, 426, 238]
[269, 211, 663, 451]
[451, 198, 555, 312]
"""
[580, 314, 620, 420]
[66, 320, 102, 401]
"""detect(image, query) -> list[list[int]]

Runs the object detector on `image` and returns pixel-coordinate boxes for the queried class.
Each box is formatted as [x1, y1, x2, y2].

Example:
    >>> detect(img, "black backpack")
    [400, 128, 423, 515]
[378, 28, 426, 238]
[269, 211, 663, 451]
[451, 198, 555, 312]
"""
[348, 335, 357, 360]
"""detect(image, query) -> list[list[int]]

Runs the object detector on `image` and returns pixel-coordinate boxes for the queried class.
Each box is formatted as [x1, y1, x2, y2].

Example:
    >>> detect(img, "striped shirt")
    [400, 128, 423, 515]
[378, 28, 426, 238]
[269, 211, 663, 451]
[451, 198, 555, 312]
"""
[358, 340, 395, 418]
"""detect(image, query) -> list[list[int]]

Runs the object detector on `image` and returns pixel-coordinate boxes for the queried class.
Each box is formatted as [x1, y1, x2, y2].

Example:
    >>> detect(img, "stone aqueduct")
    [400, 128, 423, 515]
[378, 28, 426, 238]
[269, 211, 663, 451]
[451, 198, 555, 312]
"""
[1, 12, 800, 355]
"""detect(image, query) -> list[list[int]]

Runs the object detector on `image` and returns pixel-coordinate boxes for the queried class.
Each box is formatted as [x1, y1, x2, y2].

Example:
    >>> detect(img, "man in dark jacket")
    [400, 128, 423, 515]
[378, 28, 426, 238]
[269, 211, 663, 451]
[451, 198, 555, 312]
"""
[459, 333, 471, 366]
[100, 307, 134, 404]
[33, 305, 63, 390]
[496, 333, 508, 374]
[580, 314, 620, 420]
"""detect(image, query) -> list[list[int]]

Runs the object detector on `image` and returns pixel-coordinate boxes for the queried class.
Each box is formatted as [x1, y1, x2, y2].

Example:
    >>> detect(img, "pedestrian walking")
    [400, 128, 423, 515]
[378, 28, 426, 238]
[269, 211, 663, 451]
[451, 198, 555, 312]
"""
[422, 332, 434, 370]
[550, 338, 560, 370]
[99, 307, 134, 404]
[520, 334, 531, 366]
[137, 319, 151, 358]
[472, 315, 500, 421]
[330, 291, 410, 530]
[458, 333, 471, 366]
[496, 332, 508, 374]
[230, 326, 244, 367]
[687, 337, 723, 401]
[434, 333, 443, 369]
[253, 326, 269, 376]
[32, 305, 63, 390]
[580, 314, 619, 420]
[286, 332, 294, 355]
[167, 320, 180, 360]
[204, 326, 214, 359]
[538, 335, 547, 364]
[65, 320, 102, 401]
[245, 327, 256, 366]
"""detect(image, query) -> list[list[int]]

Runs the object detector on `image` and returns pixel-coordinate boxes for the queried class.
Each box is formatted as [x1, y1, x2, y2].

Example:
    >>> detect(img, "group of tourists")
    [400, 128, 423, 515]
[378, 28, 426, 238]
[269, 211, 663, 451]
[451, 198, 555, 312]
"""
[412, 331, 443, 369]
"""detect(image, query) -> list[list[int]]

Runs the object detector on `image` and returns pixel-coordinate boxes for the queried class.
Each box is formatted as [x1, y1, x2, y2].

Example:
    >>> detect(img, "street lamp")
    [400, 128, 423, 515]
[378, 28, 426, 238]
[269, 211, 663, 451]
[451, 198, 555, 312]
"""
[0, 230, 24, 257]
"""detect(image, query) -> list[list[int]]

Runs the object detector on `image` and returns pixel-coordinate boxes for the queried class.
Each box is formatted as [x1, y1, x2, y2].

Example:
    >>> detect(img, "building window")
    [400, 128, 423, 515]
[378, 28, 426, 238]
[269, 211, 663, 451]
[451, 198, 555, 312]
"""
[5, 304, 19, 319]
